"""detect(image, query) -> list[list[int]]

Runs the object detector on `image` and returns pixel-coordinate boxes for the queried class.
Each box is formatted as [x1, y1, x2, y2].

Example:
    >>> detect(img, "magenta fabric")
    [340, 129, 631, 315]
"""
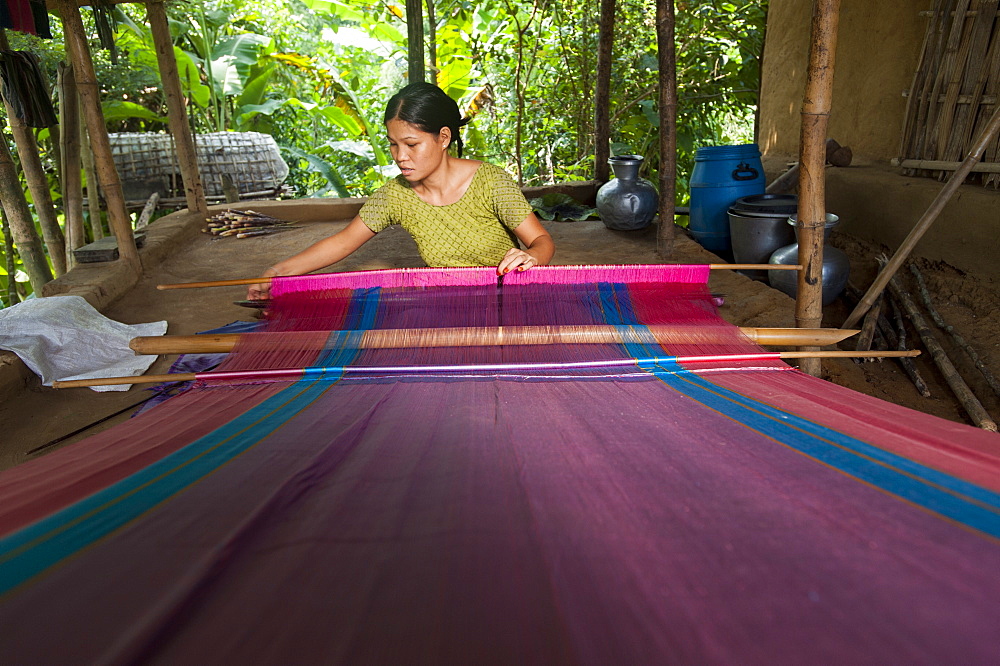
[1, 265, 999, 663]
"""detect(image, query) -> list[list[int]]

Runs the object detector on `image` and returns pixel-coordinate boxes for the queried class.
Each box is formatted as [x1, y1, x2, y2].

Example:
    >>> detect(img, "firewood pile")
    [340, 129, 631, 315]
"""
[202, 209, 297, 239]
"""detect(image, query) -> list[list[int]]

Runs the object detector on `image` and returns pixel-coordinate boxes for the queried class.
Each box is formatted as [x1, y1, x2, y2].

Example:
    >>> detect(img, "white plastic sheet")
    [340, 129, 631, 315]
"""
[0, 295, 167, 392]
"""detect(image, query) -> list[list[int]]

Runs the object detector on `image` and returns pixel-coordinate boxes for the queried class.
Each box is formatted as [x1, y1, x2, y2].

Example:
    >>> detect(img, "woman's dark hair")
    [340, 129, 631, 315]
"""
[384, 82, 470, 157]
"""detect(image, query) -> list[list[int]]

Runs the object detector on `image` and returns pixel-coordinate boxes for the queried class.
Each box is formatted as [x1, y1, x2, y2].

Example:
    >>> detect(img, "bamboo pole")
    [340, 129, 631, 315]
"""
[135, 191, 160, 230]
[655, 0, 676, 257]
[53, 349, 919, 389]
[2, 99, 66, 276]
[59, 62, 85, 271]
[887, 272, 996, 431]
[129, 326, 861, 355]
[0, 124, 52, 290]
[155, 264, 803, 290]
[80, 107, 103, 240]
[795, 0, 842, 377]
[146, 0, 208, 217]
[842, 102, 1000, 329]
[56, 0, 141, 275]
[1, 207, 18, 305]
[594, 0, 615, 182]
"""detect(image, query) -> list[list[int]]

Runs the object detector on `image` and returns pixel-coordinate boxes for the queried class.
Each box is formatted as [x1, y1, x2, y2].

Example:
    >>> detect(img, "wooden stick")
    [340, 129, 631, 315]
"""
[910, 263, 1000, 398]
[52, 349, 919, 389]
[655, 0, 677, 257]
[135, 192, 160, 230]
[854, 292, 883, 355]
[843, 101, 1000, 329]
[128, 326, 862, 355]
[887, 271, 997, 431]
[886, 288, 932, 398]
[156, 264, 805, 290]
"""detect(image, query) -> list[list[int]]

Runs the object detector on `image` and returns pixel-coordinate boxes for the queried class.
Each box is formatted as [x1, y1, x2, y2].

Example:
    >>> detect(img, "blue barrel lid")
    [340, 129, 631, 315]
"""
[729, 193, 798, 216]
[694, 144, 761, 161]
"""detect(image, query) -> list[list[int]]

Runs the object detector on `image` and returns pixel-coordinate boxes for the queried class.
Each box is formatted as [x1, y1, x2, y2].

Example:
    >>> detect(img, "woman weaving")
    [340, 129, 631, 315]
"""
[249, 83, 554, 299]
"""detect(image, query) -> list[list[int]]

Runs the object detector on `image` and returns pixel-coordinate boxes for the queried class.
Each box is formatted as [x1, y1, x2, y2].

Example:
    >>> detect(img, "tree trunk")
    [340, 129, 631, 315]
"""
[59, 62, 85, 270]
[2, 109, 66, 276]
[426, 0, 438, 80]
[594, 0, 616, 182]
[146, 0, 208, 216]
[1, 207, 19, 306]
[57, 0, 141, 275]
[406, 0, 425, 83]
[656, 0, 676, 257]
[0, 130, 52, 291]
[795, 0, 841, 377]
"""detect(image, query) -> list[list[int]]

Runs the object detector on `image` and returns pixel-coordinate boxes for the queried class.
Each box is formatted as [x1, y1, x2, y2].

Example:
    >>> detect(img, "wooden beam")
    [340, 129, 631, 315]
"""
[55, 0, 141, 275]
[128, 326, 862, 355]
[146, 0, 208, 216]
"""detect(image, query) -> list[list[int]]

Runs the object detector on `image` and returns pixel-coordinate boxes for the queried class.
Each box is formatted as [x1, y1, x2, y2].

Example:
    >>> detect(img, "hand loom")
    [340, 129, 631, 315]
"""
[2, 264, 999, 663]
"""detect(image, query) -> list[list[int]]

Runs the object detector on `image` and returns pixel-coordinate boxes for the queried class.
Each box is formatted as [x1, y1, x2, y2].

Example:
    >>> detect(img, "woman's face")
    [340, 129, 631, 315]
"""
[386, 119, 451, 183]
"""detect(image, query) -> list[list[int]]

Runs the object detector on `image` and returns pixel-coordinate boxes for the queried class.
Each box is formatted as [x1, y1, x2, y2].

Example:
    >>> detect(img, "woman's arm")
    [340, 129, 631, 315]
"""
[497, 213, 555, 275]
[248, 216, 377, 299]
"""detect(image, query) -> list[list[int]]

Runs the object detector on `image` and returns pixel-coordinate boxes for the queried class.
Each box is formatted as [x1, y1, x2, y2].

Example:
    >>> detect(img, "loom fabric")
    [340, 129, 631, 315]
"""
[1, 265, 999, 663]
[359, 163, 531, 267]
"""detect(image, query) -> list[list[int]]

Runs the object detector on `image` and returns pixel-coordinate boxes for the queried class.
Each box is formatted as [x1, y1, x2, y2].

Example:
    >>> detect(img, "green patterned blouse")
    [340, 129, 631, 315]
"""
[359, 162, 533, 267]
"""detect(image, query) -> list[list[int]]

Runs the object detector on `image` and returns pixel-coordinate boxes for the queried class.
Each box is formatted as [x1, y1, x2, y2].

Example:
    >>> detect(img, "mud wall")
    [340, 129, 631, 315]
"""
[759, 0, 1000, 279]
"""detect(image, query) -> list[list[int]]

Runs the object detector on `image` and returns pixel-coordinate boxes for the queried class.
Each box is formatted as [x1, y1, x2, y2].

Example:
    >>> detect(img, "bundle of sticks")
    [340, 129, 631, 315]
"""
[202, 209, 297, 239]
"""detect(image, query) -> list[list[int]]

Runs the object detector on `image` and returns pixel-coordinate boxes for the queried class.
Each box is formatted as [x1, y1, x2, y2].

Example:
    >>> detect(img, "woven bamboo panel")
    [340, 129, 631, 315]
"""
[109, 131, 290, 201]
[899, 1, 1000, 186]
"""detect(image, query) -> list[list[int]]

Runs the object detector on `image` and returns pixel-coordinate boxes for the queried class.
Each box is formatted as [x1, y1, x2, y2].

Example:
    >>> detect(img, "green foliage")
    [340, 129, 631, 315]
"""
[1, 0, 766, 298]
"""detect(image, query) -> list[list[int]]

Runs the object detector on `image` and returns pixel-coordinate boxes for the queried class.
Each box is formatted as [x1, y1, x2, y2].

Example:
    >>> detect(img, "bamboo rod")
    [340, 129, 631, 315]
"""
[155, 264, 804, 290]
[891, 158, 1000, 173]
[146, 0, 208, 216]
[843, 102, 1000, 329]
[53, 349, 918, 389]
[795, 0, 842, 378]
[129, 326, 861, 355]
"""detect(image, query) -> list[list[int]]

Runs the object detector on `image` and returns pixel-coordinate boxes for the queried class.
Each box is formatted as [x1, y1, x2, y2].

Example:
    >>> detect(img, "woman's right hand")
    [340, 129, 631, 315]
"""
[247, 267, 278, 300]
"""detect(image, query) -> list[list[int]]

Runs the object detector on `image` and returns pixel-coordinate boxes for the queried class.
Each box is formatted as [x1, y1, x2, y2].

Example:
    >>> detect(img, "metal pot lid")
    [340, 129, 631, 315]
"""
[729, 193, 798, 216]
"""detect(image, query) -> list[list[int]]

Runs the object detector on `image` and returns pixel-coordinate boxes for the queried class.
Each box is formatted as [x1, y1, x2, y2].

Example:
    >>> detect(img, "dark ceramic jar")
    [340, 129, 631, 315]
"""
[596, 155, 659, 231]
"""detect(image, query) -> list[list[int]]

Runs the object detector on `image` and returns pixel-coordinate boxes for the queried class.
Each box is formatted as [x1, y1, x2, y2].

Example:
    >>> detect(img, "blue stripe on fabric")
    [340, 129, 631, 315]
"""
[0, 287, 384, 596]
[599, 282, 1000, 538]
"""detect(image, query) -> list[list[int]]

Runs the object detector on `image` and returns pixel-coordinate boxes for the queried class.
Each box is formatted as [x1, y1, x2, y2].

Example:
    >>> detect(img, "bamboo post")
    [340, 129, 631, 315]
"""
[655, 0, 676, 257]
[146, 0, 208, 217]
[80, 106, 103, 240]
[887, 272, 996, 431]
[1, 207, 18, 305]
[56, 0, 141, 275]
[843, 102, 1000, 329]
[59, 62, 85, 271]
[594, 0, 615, 182]
[2, 100, 66, 276]
[0, 124, 52, 290]
[405, 0, 425, 83]
[795, 0, 841, 377]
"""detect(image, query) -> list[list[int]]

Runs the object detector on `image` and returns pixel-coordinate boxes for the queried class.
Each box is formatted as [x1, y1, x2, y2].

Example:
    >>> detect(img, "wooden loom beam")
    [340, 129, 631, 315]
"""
[128, 326, 862, 355]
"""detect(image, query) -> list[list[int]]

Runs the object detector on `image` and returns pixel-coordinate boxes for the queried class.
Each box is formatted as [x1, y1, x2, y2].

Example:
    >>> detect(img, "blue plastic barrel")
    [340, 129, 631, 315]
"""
[689, 144, 766, 255]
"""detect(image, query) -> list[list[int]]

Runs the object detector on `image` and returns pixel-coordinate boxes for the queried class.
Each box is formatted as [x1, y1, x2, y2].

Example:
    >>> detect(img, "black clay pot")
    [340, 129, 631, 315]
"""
[596, 155, 659, 231]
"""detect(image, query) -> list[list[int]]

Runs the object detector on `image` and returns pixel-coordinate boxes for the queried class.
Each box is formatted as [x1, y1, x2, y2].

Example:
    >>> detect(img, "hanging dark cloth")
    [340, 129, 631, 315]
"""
[28, 0, 51, 39]
[0, 51, 57, 128]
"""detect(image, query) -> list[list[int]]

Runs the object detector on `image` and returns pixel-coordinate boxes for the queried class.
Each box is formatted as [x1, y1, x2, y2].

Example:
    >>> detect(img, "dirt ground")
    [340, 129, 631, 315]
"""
[3, 214, 998, 471]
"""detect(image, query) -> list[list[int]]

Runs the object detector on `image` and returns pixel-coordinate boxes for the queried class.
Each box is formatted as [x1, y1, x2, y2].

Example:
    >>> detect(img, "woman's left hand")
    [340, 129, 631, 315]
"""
[497, 247, 539, 275]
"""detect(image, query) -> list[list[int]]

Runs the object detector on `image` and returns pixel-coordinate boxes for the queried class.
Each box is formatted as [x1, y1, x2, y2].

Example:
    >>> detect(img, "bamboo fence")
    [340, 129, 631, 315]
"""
[899, 1, 1000, 186]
